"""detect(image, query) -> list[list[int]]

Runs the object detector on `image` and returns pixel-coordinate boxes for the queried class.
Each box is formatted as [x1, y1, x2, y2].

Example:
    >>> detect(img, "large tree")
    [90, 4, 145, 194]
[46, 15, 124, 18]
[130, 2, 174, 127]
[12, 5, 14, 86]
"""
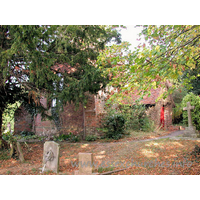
[0, 25, 121, 144]
[98, 25, 200, 103]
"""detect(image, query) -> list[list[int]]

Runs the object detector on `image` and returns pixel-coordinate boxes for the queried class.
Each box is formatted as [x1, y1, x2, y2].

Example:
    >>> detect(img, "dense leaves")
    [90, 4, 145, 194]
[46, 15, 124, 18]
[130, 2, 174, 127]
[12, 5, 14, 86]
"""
[182, 92, 200, 130]
[0, 25, 121, 141]
[98, 25, 200, 104]
[101, 111, 125, 139]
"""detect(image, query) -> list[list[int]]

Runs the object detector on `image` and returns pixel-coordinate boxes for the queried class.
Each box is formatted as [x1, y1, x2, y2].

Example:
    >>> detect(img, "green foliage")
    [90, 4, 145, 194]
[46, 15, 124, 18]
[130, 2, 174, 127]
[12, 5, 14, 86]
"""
[19, 131, 35, 137]
[6, 170, 11, 175]
[0, 25, 121, 140]
[2, 132, 16, 144]
[69, 134, 80, 143]
[2, 102, 21, 132]
[172, 87, 187, 124]
[98, 166, 114, 173]
[2, 132, 13, 141]
[182, 92, 200, 130]
[13, 134, 44, 141]
[53, 133, 80, 142]
[172, 87, 188, 104]
[182, 63, 200, 95]
[100, 104, 155, 140]
[172, 104, 183, 124]
[85, 135, 97, 141]
[120, 105, 154, 132]
[98, 26, 200, 104]
[101, 111, 125, 140]
[54, 134, 70, 141]
[0, 149, 10, 160]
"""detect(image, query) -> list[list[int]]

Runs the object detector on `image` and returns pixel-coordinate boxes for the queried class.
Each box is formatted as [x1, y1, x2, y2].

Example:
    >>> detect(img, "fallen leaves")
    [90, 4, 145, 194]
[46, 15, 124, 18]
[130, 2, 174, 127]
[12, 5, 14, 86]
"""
[0, 132, 200, 175]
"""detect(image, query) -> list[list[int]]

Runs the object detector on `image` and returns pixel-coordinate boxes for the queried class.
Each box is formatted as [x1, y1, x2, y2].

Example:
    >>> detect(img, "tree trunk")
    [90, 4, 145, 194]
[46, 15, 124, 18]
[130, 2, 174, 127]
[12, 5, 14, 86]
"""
[0, 109, 9, 149]
[0, 110, 3, 148]
[0, 110, 2, 138]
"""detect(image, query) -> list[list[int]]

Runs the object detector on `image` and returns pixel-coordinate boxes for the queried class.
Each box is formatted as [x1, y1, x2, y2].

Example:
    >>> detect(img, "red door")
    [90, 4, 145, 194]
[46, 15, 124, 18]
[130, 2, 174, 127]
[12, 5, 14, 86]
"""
[160, 106, 165, 128]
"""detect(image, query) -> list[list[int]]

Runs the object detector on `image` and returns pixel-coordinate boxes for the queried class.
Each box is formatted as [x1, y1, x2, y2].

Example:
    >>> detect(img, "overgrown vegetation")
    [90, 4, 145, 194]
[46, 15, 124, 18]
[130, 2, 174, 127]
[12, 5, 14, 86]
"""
[172, 87, 188, 124]
[100, 104, 155, 140]
[53, 133, 80, 143]
[182, 92, 200, 130]
[0, 149, 10, 160]
[2, 102, 21, 133]
[120, 105, 155, 132]
[101, 111, 125, 140]
[85, 135, 97, 141]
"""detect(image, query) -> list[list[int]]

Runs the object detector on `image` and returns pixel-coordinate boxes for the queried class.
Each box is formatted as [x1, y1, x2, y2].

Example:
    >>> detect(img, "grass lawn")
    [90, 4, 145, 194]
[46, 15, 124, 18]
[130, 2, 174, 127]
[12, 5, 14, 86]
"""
[0, 130, 199, 175]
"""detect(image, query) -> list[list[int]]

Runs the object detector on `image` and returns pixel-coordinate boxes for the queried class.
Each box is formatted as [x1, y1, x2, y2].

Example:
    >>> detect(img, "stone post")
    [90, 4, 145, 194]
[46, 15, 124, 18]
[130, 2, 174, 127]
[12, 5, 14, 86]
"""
[182, 101, 199, 138]
[74, 153, 97, 175]
[183, 102, 195, 127]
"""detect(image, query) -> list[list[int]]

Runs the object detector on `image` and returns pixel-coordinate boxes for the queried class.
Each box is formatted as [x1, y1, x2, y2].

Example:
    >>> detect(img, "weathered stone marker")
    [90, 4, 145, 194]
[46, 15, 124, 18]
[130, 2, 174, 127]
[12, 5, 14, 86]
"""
[183, 101, 199, 137]
[16, 142, 25, 162]
[42, 141, 60, 173]
[10, 141, 25, 162]
[183, 102, 195, 127]
[74, 153, 95, 175]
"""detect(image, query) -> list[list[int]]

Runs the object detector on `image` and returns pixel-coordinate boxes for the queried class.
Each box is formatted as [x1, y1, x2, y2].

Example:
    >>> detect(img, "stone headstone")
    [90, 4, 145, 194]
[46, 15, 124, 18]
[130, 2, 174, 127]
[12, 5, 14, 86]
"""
[16, 142, 25, 162]
[183, 102, 199, 138]
[74, 153, 94, 175]
[42, 141, 60, 173]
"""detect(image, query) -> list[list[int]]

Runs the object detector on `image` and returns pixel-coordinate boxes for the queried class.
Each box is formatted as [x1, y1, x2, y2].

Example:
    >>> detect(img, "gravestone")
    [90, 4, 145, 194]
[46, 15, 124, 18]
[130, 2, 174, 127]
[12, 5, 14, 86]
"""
[74, 153, 95, 175]
[16, 142, 25, 162]
[10, 141, 25, 162]
[182, 102, 199, 137]
[42, 141, 60, 173]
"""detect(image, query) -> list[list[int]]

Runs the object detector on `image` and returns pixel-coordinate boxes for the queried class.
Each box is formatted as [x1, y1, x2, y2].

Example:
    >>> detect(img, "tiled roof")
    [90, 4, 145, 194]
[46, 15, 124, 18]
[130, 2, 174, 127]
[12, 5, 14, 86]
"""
[130, 88, 162, 105]
[119, 87, 162, 105]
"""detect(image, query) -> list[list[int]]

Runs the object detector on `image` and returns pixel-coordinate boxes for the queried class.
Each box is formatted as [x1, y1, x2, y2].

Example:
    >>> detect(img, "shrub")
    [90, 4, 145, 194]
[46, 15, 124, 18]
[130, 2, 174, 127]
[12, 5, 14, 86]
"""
[19, 131, 35, 137]
[172, 87, 187, 124]
[120, 104, 154, 132]
[53, 133, 80, 142]
[182, 92, 200, 130]
[54, 134, 70, 141]
[102, 112, 125, 140]
[2, 132, 13, 142]
[172, 103, 183, 124]
[70, 135, 80, 142]
[85, 135, 97, 141]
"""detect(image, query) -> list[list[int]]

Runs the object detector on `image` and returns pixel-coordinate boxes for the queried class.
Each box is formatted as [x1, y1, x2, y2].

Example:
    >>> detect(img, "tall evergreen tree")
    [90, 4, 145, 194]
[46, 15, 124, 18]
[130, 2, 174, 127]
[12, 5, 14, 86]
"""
[0, 25, 121, 144]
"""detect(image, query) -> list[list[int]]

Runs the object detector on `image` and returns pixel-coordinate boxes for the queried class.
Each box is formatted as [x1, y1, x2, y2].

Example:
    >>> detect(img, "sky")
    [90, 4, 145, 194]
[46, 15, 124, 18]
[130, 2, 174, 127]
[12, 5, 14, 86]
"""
[119, 25, 144, 51]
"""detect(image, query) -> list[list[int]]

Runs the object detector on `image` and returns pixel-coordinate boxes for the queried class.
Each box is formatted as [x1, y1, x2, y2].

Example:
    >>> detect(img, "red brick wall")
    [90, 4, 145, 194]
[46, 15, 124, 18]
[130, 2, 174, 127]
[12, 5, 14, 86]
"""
[59, 103, 84, 135]
[34, 112, 57, 136]
[14, 93, 173, 136]
[14, 106, 32, 134]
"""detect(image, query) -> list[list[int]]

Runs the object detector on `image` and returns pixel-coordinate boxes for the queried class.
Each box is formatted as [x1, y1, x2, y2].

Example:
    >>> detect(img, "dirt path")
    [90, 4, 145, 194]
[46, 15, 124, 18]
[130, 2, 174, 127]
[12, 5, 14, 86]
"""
[87, 130, 186, 146]
[138, 130, 185, 142]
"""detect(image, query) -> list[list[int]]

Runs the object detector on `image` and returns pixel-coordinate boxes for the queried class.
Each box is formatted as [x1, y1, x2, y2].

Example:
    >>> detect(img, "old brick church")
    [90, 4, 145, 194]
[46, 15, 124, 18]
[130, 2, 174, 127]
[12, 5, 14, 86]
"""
[14, 84, 175, 137]
[14, 63, 175, 137]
